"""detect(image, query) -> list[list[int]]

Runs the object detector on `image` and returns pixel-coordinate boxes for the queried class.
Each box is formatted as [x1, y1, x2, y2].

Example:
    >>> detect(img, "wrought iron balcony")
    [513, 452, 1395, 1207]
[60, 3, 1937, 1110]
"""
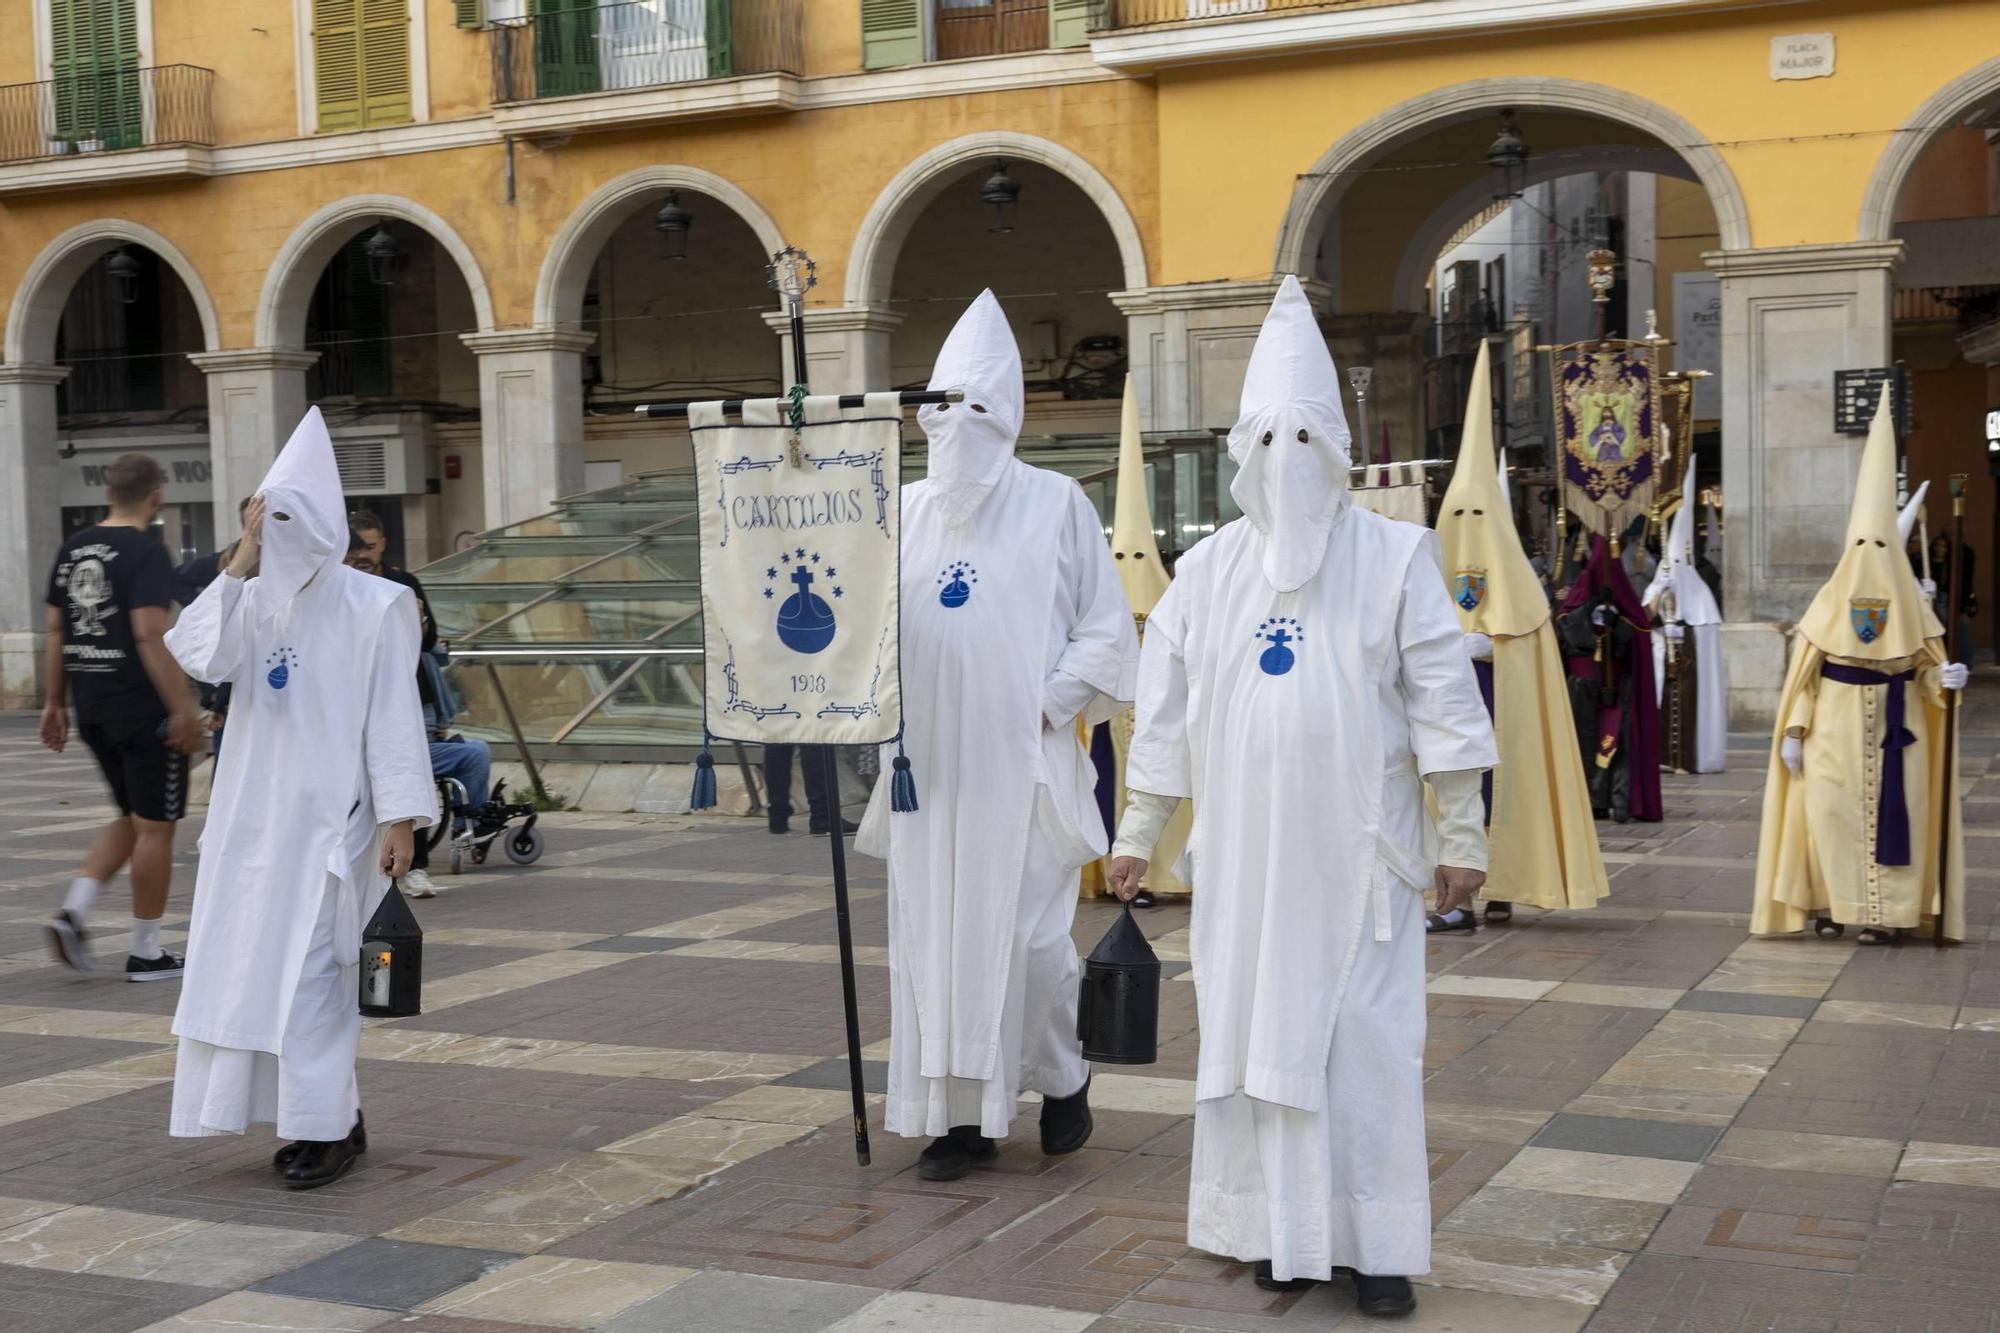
[490, 0, 801, 104]
[0, 64, 214, 188]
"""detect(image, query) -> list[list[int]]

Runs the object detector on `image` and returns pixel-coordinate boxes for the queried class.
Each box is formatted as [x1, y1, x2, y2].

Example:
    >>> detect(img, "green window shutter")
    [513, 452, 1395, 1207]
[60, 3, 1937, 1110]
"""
[530, 0, 600, 97]
[359, 0, 413, 125]
[1048, 0, 1090, 48]
[454, 0, 482, 27]
[706, 0, 733, 78]
[313, 0, 365, 131]
[50, 0, 139, 148]
[860, 0, 923, 69]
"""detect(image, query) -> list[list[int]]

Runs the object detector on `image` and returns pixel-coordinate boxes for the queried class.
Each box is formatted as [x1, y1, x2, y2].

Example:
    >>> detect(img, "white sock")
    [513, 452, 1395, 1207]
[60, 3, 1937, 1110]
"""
[63, 877, 101, 921]
[130, 916, 163, 962]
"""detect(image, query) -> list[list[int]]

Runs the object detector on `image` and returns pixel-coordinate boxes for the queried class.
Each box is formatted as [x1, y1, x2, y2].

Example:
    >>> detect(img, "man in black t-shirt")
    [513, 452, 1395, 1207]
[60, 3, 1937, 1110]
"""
[40, 454, 204, 981]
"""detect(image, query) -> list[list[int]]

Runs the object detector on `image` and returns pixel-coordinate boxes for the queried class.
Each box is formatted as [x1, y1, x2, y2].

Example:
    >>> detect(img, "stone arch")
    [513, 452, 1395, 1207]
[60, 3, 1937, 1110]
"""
[5, 219, 221, 364]
[535, 165, 789, 329]
[1858, 53, 2000, 242]
[256, 194, 495, 350]
[845, 131, 1149, 307]
[1274, 77, 1752, 287]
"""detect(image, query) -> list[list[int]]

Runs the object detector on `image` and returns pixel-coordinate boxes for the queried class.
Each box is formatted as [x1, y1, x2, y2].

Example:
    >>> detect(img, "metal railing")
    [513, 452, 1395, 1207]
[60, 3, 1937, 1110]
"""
[1088, 0, 1372, 30]
[0, 64, 213, 164]
[491, 0, 801, 103]
[935, 0, 1049, 60]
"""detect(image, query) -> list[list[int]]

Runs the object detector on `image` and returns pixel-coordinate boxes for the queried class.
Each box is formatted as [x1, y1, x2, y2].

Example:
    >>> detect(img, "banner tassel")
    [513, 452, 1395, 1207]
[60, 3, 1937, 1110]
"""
[690, 738, 718, 811]
[890, 735, 919, 814]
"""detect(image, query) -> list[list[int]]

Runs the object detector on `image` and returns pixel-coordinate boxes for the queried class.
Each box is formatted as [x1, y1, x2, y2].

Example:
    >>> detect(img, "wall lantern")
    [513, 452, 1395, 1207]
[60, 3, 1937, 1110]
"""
[654, 191, 694, 261]
[362, 224, 401, 286]
[1484, 109, 1531, 202]
[104, 247, 142, 305]
[981, 161, 1021, 234]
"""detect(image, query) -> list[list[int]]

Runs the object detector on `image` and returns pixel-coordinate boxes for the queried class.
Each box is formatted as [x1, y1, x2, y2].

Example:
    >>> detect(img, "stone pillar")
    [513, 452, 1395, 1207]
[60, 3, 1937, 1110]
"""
[1705, 241, 1902, 728]
[0, 363, 69, 708]
[460, 328, 595, 531]
[1113, 279, 1328, 434]
[188, 348, 319, 544]
[761, 306, 903, 393]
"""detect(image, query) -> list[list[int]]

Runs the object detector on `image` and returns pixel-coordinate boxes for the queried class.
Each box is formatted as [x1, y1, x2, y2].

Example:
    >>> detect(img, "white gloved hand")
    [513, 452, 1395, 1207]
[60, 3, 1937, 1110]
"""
[1462, 632, 1494, 662]
[1780, 735, 1804, 777]
[1663, 623, 1685, 642]
[1940, 661, 1970, 691]
[1921, 578, 1938, 599]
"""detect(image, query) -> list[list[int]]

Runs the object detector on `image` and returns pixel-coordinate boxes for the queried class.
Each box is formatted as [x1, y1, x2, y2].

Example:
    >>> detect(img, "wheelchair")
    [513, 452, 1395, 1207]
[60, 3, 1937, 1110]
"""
[426, 775, 544, 875]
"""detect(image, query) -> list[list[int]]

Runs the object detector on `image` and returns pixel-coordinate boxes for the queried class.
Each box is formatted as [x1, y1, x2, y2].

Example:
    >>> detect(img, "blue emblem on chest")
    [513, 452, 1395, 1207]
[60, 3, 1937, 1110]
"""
[767, 547, 838, 654]
[1850, 598, 1888, 645]
[1453, 568, 1487, 612]
[938, 561, 977, 608]
[1254, 618, 1302, 676]
[265, 647, 299, 690]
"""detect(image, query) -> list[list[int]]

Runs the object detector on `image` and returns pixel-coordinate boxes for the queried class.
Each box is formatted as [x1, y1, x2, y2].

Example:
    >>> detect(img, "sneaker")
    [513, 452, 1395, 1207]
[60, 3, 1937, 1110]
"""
[46, 910, 92, 973]
[126, 951, 185, 982]
[402, 869, 438, 899]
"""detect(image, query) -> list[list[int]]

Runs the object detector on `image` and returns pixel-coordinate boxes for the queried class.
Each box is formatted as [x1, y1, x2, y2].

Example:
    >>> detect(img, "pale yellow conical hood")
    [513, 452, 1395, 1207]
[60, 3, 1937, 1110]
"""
[1795, 391, 1940, 661]
[1110, 376, 1170, 616]
[1437, 342, 1548, 638]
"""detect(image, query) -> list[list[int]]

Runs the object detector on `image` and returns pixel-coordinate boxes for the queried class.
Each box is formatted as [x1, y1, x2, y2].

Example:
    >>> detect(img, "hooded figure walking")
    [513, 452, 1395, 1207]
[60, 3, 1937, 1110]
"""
[1108, 277, 1496, 1316]
[165, 408, 436, 1187]
[856, 291, 1139, 1180]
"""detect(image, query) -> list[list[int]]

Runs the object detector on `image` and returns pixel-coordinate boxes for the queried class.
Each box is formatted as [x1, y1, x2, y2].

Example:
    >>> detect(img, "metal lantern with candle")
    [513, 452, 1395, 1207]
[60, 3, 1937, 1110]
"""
[359, 884, 423, 1018]
[1077, 904, 1160, 1065]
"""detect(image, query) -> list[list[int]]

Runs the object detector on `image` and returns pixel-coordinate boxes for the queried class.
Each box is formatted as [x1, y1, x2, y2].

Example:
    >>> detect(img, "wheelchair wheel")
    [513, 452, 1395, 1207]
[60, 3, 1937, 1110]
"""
[450, 846, 464, 876]
[504, 826, 544, 865]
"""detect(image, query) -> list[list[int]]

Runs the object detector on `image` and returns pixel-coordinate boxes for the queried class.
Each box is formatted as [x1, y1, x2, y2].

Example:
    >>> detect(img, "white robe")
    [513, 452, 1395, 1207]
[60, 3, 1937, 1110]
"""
[1644, 567, 1728, 774]
[858, 460, 1138, 1138]
[1126, 506, 1496, 1278]
[166, 568, 434, 1139]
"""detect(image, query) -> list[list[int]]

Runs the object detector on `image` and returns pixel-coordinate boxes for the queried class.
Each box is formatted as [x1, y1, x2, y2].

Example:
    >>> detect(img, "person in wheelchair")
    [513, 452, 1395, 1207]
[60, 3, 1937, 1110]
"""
[404, 646, 493, 897]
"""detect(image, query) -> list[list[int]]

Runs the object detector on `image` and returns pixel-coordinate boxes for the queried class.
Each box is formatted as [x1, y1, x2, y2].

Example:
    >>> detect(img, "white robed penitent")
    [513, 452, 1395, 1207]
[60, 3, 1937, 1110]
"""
[1642, 464, 1727, 773]
[856, 292, 1139, 1138]
[1122, 278, 1496, 1278]
[166, 409, 436, 1140]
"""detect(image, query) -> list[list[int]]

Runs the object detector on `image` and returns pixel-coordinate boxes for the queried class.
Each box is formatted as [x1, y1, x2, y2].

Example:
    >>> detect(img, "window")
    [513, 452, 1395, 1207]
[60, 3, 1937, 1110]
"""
[313, 0, 412, 132]
[49, 0, 141, 149]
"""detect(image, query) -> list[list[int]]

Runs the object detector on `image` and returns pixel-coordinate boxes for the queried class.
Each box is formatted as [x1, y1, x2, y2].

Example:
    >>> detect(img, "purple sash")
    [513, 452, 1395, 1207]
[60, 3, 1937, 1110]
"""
[1820, 663, 1917, 867]
[1473, 657, 1494, 826]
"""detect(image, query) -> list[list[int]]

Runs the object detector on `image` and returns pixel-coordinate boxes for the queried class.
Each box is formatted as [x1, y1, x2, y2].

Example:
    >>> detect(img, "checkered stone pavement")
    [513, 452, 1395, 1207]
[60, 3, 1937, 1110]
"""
[4, 689, 2000, 1332]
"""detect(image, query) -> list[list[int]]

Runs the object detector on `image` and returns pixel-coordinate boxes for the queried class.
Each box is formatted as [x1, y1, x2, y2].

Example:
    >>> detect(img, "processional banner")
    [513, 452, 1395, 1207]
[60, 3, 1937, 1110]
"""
[690, 393, 904, 746]
[1551, 342, 1662, 539]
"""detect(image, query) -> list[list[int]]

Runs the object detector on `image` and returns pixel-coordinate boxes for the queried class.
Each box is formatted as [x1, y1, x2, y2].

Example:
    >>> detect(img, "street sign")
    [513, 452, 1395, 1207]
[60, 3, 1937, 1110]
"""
[1834, 368, 1912, 436]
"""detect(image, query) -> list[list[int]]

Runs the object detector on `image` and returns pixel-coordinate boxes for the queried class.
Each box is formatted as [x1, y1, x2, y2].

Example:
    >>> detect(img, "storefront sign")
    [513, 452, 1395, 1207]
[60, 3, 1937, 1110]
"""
[1771, 32, 1834, 81]
[1671, 273, 1722, 419]
[61, 441, 214, 508]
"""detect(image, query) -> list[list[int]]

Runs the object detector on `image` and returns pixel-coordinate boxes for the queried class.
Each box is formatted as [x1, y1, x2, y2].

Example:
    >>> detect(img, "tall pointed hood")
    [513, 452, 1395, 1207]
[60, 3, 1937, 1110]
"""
[1226, 275, 1351, 592]
[1110, 375, 1170, 616]
[1437, 341, 1547, 637]
[1644, 461, 1720, 626]
[919, 290, 1023, 527]
[1497, 445, 1512, 508]
[1794, 392, 1940, 661]
[253, 407, 349, 621]
[1898, 480, 1930, 544]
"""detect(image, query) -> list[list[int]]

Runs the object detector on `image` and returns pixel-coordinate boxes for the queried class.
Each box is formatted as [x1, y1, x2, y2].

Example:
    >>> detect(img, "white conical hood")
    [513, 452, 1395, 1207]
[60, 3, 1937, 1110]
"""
[1497, 445, 1512, 508]
[1225, 275, 1351, 592]
[253, 407, 348, 620]
[919, 290, 1023, 527]
[1898, 480, 1930, 544]
[1645, 461, 1720, 626]
[1110, 376, 1169, 616]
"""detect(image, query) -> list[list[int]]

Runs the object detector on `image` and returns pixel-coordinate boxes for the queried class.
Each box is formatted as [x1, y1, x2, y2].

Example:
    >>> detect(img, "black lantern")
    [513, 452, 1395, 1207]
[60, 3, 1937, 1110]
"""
[362, 224, 400, 286]
[655, 191, 694, 261]
[980, 160, 1021, 234]
[104, 247, 142, 305]
[1077, 904, 1159, 1065]
[1484, 109, 1530, 202]
[359, 884, 423, 1017]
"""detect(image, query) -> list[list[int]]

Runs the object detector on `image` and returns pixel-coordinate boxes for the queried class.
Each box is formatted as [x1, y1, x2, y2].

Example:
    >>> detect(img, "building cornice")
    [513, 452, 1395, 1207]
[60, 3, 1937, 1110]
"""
[761, 306, 907, 336]
[1703, 241, 1905, 279]
[0, 362, 70, 386]
[1112, 278, 1331, 315]
[460, 328, 598, 356]
[186, 348, 321, 373]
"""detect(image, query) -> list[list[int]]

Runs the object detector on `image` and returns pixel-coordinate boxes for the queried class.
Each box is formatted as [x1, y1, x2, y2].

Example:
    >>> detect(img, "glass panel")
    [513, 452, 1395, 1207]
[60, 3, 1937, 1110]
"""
[556, 655, 707, 746]
[474, 589, 700, 645]
[418, 539, 634, 585]
[491, 504, 689, 538]
[560, 538, 701, 582]
[446, 658, 622, 746]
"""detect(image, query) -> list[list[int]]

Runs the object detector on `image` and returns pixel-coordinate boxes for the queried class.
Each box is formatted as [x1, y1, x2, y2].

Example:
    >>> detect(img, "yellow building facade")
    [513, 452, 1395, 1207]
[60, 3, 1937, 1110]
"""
[4, 0, 1998, 722]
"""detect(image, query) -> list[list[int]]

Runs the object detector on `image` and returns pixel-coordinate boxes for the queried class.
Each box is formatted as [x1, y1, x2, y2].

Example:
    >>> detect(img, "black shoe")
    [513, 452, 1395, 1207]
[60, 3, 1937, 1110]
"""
[46, 910, 91, 973]
[125, 951, 184, 983]
[1130, 890, 1157, 909]
[283, 1133, 364, 1190]
[809, 818, 860, 836]
[1040, 1075, 1093, 1154]
[767, 818, 791, 835]
[274, 1113, 365, 1172]
[917, 1126, 996, 1181]
[1353, 1273, 1416, 1317]
[1252, 1260, 1317, 1293]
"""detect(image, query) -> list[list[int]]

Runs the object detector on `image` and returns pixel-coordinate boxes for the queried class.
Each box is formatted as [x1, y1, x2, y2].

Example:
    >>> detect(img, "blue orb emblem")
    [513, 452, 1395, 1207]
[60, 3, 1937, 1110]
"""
[768, 549, 838, 654]
[265, 647, 298, 690]
[1254, 618, 1301, 677]
[938, 561, 977, 608]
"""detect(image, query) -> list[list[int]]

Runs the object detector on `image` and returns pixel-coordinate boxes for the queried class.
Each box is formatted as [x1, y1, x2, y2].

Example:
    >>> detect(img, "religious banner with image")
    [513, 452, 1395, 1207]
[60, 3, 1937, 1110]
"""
[690, 393, 904, 745]
[1550, 341, 1662, 540]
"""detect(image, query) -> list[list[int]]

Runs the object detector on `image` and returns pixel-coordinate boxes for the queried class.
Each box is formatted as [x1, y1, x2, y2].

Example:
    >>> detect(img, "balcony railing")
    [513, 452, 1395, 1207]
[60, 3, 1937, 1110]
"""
[936, 0, 1050, 60]
[491, 0, 801, 103]
[1088, 0, 1370, 30]
[0, 64, 213, 164]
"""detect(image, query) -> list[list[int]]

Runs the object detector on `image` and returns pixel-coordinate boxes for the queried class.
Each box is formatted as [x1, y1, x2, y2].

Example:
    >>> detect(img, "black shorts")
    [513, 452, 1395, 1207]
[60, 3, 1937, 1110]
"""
[78, 718, 188, 823]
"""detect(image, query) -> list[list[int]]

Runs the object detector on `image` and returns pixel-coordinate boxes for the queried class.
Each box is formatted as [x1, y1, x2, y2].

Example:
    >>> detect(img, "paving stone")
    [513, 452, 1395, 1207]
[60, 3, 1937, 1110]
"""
[1528, 1112, 1723, 1163]
[253, 1239, 520, 1312]
[597, 1270, 879, 1333]
[570, 935, 687, 952]
[772, 1056, 890, 1094]
[1674, 989, 1821, 1018]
